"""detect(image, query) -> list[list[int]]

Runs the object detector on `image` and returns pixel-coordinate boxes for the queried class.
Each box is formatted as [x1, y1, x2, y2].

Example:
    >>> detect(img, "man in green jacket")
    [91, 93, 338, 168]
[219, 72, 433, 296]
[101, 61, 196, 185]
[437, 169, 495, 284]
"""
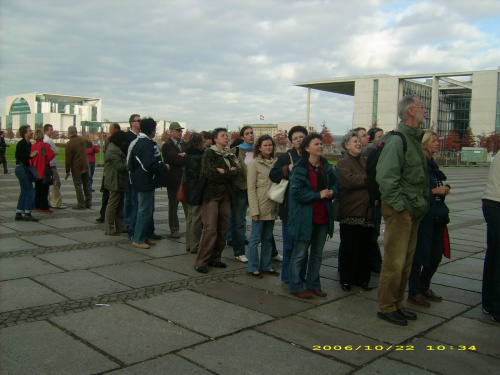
[376, 95, 430, 326]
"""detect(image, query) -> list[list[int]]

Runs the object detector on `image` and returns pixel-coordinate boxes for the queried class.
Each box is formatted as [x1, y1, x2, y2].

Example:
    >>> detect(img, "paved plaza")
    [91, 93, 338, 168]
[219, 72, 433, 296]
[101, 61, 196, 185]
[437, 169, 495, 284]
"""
[0, 166, 498, 374]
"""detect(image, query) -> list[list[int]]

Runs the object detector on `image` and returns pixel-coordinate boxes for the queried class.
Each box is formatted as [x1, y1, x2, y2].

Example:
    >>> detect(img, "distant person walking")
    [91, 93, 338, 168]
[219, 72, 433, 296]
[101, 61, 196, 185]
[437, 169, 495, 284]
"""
[65, 126, 92, 210]
[0, 130, 10, 174]
[87, 142, 100, 189]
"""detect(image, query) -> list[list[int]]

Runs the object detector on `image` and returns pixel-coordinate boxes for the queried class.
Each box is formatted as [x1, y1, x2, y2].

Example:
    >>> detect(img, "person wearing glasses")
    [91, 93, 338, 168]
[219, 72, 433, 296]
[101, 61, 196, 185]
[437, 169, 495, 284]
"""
[353, 127, 370, 148]
[161, 122, 187, 239]
[375, 95, 430, 326]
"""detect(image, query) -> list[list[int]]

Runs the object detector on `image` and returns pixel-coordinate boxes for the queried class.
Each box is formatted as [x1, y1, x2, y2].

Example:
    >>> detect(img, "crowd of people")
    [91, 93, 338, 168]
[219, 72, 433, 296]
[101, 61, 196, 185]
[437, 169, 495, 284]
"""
[9, 94, 498, 325]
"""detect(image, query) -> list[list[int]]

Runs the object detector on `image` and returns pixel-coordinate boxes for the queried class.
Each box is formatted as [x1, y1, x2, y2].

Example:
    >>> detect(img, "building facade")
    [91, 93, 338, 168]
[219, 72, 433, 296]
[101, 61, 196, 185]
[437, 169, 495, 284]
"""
[294, 69, 500, 140]
[243, 122, 317, 139]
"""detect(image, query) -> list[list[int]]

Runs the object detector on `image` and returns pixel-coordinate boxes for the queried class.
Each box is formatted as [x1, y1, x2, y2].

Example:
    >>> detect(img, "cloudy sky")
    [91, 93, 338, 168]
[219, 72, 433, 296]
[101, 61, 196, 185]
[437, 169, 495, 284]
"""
[1, 0, 499, 134]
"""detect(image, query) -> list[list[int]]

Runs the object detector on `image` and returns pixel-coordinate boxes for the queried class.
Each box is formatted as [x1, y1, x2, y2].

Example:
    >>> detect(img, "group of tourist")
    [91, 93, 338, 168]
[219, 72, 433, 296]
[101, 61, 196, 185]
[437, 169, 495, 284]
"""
[9, 94, 498, 324]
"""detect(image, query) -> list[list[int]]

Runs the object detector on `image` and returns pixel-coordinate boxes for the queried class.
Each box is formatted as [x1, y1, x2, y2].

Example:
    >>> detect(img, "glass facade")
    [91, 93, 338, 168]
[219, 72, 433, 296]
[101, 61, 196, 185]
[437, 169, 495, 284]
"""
[372, 79, 379, 124]
[9, 98, 31, 115]
[35, 113, 44, 129]
[402, 81, 432, 128]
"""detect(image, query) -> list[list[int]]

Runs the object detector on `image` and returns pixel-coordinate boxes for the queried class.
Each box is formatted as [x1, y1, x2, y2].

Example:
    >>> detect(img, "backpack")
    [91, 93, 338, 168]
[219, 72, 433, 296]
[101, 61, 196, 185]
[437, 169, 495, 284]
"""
[365, 131, 407, 204]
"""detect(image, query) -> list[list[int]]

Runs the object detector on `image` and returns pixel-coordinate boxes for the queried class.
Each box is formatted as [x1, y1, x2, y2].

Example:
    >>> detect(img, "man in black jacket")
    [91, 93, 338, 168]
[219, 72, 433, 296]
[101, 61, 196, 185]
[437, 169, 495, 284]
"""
[0, 131, 10, 174]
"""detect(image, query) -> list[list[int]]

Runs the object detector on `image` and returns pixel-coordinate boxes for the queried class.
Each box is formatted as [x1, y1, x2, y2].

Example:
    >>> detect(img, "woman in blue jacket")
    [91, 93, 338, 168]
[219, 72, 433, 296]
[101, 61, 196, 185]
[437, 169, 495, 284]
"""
[288, 134, 336, 299]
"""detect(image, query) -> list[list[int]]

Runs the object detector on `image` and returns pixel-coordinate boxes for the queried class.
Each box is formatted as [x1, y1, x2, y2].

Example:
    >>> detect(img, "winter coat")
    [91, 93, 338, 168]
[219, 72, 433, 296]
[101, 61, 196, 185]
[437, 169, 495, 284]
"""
[30, 140, 55, 178]
[104, 143, 128, 192]
[269, 148, 300, 220]
[230, 146, 251, 190]
[288, 156, 336, 241]
[247, 155, 278, 220]
[376, 121, 429, 222]
[65, 135, 91, 175]
[200, 146, 239, 202]
[86, 145, 100, 164]
[161, 138, 187, 188]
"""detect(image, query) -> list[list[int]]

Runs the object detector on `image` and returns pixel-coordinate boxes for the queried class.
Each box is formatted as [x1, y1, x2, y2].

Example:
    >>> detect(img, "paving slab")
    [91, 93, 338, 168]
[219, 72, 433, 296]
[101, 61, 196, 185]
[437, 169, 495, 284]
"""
[33, 269, 131, 299]
[256, 315, 388, 366]
[90, 262, 188, 288]
[0, 225, 17, 234]
[146, 254, 245, 276]
[0, 256, 64, 280]
[352, 357, 430, 375]
[0, 278, 67, 313]
[0, 237, 38, 253]
[300, 295, 444, 344]
[388, 337, 500, 375]
[51, 304, 205, 365]
[0, 321, 119, 375]
[1, 221, 53, 232]
[179, 330, 353, 374]
[192, 281, 312, 317]
[37, 246, 151, 270]
[107, 354, 211, 374]
[462, 305, 498, 326]
[58, 229, 125, 243]
[36, 217, 97, 229]
[117, 240, 189, 258]
[130, 290, 273, 338]
[425, 316, 500, 358]
[431, 272, 482, 292]
[23, 234, 81, 247]
[437, 257, 485, 280]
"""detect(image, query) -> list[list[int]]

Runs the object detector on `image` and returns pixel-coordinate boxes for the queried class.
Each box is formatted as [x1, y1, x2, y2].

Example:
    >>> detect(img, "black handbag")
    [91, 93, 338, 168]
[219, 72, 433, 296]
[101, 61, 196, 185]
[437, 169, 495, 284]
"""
[43, 168, 54, 185]
[433, 197, 449, 225]
[22, 164, 41, 182]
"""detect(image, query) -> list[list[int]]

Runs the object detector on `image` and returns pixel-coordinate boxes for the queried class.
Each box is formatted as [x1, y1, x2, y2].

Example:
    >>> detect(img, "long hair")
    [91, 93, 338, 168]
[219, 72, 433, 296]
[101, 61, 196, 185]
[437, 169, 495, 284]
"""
[254, 134, 276, 158]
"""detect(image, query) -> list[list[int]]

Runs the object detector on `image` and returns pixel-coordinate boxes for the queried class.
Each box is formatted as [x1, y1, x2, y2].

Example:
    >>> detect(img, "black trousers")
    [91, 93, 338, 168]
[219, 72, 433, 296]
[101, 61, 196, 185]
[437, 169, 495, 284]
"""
[339, 223, 373, 285]
[34, 179, 50, 210]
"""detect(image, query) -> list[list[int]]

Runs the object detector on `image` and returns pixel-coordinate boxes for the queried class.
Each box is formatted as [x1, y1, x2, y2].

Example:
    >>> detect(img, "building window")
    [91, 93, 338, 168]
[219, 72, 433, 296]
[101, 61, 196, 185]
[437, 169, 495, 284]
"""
[35, 113, 44, 129]
[372, 79, 378, 124]
[9, 97, 31, 115]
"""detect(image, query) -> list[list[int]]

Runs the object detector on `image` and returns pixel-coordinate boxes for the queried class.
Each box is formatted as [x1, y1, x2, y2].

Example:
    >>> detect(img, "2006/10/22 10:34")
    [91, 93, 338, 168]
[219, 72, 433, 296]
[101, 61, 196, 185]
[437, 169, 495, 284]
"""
[312, 345, 477, 351]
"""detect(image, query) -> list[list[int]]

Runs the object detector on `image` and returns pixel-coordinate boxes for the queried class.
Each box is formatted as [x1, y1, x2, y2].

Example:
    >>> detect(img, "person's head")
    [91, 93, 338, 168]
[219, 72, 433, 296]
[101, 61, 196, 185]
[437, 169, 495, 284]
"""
[300, 133, 323, 159]
[186, 132, 205, 153]
[212, 128, 228, 149]
[398, 95, 427, 127]
[68, 126, 77, 136]
[43, 124, 53, 136]
[353, 127, 369, 147]
[254, 135, 275, 159]
[33, 129, 44, 141]
[288, 125, 308, 152]
[19, 125, 32, 139]
[422, 130, 439, 156]
[109, 122, 120, 135]
[129, 114, 141, 133]
[341, 130, 362, 157]
[169, 122, 184, 141]
[108, 130, 128, 148]
[367, 127, 384, 142]
[201, 131, 213, 148]
[240, 126, 254, 145]
[140, 117, 157, 138]
[230, 138, 244, 148]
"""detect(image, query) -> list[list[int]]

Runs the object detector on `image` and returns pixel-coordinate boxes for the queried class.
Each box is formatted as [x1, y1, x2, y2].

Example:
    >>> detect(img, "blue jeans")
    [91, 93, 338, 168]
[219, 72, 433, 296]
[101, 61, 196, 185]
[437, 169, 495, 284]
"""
[289, 223, 328, 293]
[15, 165, 35, 212]
[134, 190, 154, 244]
[482, 199, 500, 319]
[281, 220, 307, 282]
[231, 189, 248, 256]
[124, 184, 136, 227]
[247, 220, 275, 273]
[88, 163, 96, 187]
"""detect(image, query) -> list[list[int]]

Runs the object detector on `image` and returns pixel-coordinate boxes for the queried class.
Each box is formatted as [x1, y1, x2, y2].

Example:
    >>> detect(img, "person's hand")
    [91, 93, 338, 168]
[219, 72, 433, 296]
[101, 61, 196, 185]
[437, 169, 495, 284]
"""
[65, 172, 70, 180]
[374, 200, 379, 206]
[252, 215, 259, 221]
[288, 163, 294, 171]
[30, 150, 39, 158]
[217, 168, 225, 174]
[433, 186, 450, 196]
[178, 153, 186, 157]
[320, 189, 333, 199]
[229, 167, 237, 171]
[165, 163, 170, 171]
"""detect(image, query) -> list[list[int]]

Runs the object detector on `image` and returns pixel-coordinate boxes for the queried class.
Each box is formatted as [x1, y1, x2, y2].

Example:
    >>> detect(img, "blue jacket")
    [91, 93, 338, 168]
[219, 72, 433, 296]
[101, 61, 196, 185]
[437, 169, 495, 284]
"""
[287, 156, 337, 241]
[127, 134, 167, 192]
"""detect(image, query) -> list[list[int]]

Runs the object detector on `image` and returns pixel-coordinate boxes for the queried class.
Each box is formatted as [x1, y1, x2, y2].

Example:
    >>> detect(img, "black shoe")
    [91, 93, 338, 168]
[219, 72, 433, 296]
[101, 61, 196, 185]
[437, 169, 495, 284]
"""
[24, 214, 39, 222]
[358, 283, 373, 291]
[15, 213, 29, 221]
[148, 233, 162, 240]
[95, 216, 105, 223]
[194, 266, 208, 274]
[245, 240, 249, 245]
[397, 308, 417, 321]
[208, 261, 227, 268]
[341, 284, 351, 291]
[377, 311, 408, 326]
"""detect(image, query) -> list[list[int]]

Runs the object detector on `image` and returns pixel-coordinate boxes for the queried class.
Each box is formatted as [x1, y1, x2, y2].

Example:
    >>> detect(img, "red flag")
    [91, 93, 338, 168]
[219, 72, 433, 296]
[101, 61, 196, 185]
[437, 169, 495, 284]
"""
[260, 115, 264, 121]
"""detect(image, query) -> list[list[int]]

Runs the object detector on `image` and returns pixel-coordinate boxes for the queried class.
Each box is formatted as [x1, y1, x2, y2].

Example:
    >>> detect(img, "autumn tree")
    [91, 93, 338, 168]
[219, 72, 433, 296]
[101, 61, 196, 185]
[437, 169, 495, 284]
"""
[320, 122, 334, 146]
[442, 130, 461, 151]
[182, 129, 192, 142]
[51, 131, 60, 140]
[460, 129, 476, 148]
[273, 130, 289, 147]
[6, 130, 15, 139]
[161, 130, 171, 143]
[479, 132, 500, 154]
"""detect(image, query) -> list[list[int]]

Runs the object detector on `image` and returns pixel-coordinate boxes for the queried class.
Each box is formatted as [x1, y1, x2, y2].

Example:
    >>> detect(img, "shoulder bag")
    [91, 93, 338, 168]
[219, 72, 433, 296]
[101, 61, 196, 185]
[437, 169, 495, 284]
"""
[268, 153, 293, 203]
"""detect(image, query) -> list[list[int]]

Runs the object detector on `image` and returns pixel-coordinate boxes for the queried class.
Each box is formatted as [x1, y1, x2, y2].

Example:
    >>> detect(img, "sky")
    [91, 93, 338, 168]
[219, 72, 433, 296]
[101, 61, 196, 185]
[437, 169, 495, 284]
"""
[1, 0, 500, 134]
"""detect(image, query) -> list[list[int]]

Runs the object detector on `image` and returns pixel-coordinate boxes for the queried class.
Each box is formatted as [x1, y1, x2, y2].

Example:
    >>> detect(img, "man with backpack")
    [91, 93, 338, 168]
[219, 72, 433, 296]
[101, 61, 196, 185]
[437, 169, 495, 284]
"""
[376, 95, 430, 326]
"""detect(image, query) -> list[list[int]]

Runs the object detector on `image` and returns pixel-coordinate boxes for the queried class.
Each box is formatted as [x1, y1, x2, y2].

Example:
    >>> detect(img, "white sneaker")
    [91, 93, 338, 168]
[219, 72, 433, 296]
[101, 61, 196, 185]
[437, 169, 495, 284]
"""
[272, 254, 283, 261]
[235, 255, 248, 263]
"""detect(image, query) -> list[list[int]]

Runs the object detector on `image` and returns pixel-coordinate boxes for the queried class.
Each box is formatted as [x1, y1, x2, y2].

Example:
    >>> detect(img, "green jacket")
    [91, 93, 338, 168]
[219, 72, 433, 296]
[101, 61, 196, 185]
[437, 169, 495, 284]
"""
[376, 121, 429, 222]
[104, 143, 128, 192]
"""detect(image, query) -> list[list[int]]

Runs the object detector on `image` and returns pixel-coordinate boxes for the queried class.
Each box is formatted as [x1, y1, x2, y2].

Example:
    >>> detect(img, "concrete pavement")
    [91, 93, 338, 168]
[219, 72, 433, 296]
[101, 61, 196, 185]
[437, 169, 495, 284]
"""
[0, 166, 498, 374]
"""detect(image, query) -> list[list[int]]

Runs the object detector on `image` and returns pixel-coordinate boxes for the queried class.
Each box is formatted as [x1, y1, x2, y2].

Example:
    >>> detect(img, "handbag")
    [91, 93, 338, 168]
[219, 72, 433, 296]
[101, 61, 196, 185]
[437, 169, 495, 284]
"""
[186, 177, 206, 205]
[332, 198, 340, 222]
[433, 198, 449, 225]
[43, 168, 54, 185]
[267, 152, 293, 204]
[442, 225, 451, 259]
[176, 176, 187, 204]
[22, 164, 40, 182]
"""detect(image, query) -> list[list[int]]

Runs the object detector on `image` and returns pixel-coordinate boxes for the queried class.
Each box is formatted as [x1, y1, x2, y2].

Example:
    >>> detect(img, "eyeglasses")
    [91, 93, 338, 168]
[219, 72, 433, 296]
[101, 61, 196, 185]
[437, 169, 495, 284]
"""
[411, 106, 425, 109]
[132, 119, 141, 122]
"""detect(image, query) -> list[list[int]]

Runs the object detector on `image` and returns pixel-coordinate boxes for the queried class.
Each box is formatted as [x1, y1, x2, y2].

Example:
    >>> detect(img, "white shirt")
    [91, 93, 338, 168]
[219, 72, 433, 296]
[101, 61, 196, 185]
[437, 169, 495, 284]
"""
[484, 153, 500, 203]
[43, 134, 59, 167]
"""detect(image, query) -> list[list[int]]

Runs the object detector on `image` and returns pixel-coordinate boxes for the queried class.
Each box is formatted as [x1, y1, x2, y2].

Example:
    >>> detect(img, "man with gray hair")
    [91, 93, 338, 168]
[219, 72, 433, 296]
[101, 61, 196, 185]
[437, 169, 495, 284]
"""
[375, 95, 430, 326]
[65, 126, 92, 209]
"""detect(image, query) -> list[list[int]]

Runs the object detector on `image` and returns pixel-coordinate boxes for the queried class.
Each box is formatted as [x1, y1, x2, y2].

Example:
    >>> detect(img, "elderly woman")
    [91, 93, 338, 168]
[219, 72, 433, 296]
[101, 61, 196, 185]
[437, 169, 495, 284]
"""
[194, 128, 239, 273]
[408, 130, 450, 307]
[269, 125, 309, 283]
[103, 130, 128, 236]
[337, 130, 374, 291]
[185, 132, 205, 254]
[31, 129, 55, 213]
[288, 134, 336, 299]
[14, 125, 40, 221]
[247, 135, 279, 277]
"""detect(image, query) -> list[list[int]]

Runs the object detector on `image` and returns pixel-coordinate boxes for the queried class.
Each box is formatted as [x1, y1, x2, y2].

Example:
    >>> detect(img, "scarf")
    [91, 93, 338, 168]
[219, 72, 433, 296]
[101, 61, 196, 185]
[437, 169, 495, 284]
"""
[237, 142, 254, 152]
[210, 144, 240, 169]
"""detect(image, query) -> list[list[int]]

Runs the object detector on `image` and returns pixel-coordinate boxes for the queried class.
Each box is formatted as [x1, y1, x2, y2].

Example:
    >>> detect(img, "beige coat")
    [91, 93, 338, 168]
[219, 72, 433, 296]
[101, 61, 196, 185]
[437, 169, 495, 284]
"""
[247, 155, 278, 220]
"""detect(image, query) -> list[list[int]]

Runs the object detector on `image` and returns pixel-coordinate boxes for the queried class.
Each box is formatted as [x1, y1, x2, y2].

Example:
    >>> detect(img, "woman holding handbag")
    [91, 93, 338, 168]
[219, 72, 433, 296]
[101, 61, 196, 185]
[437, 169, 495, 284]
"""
[30, 129, 55, 213]
[14, 125, 40, 221]
[408, 130, 450, 308]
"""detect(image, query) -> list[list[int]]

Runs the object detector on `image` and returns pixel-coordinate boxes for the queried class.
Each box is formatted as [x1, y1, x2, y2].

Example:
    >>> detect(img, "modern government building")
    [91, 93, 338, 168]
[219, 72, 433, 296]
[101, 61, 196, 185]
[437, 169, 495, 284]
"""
[294, 69, 500, 141]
